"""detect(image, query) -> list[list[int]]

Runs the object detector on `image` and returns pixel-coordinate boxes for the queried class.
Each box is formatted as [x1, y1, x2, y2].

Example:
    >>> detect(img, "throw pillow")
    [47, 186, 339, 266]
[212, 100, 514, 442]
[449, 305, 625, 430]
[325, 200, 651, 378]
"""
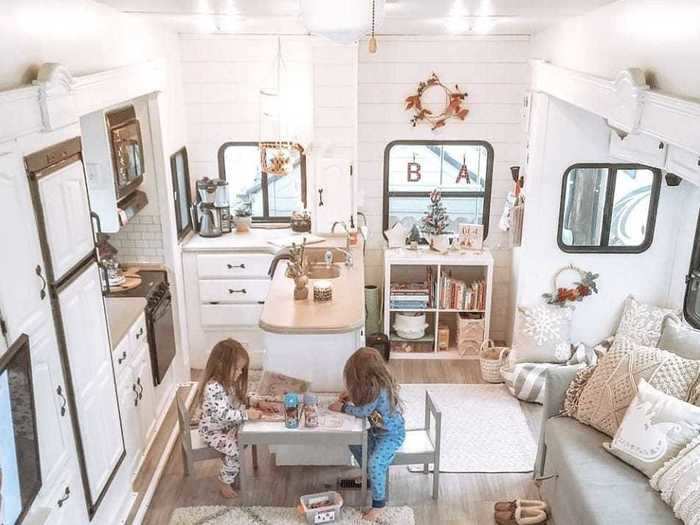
[562, 365, 596, 417]
[604, 380, 700, 478]
[658, 313, 700, 361]
[511, 304, 574, 364]
[616, 296, 677, 347]
[575, 338, 700, 436]
[501, 362, 563, 404]
[650, 434, 700, 525]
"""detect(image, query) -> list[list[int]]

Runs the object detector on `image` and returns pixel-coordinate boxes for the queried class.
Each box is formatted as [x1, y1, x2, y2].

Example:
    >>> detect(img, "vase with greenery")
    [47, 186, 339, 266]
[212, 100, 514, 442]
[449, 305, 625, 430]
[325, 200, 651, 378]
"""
[285, 241, 309, 300]
[421, 188, 451, 252]
[234, 198, 253, 233]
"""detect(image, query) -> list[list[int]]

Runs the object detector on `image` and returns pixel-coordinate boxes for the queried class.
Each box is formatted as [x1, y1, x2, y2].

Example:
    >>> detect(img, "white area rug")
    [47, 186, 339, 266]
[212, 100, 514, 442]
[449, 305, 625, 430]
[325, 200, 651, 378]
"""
[401, 384, 537, 473]
[169, 505, 414, 525]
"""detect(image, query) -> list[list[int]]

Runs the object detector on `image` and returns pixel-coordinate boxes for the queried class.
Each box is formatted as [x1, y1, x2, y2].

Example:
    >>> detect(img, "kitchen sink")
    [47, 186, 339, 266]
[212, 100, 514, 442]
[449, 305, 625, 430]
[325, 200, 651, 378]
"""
[307, 263, 341, 279]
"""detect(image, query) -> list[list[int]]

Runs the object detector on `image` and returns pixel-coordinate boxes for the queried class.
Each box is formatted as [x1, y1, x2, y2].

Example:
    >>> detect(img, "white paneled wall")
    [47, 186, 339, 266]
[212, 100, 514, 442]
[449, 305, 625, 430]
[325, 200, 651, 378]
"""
[357, 36, 530, 341]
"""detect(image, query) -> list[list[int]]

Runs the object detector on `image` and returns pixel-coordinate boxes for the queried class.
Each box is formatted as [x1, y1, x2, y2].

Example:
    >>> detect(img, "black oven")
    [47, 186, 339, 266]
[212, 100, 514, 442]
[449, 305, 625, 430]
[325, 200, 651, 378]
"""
[107, 270, 175, 386]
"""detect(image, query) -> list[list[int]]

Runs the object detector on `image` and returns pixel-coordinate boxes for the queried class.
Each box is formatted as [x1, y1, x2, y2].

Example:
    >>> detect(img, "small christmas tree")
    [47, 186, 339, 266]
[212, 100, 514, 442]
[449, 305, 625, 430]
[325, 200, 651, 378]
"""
[421, 189, 450, 235]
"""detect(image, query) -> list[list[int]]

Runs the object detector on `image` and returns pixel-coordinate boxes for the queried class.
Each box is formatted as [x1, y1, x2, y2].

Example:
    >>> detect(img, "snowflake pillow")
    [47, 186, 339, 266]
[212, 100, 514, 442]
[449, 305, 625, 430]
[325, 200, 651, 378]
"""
[511, 304, 574, 365]
[616, 296, 677, 347]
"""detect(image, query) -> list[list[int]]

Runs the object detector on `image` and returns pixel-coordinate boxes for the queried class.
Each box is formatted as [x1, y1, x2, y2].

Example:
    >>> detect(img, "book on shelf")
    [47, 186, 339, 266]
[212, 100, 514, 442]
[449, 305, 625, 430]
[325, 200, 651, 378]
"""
[439, 274, 487, 311]
[390, 278, 434, 308]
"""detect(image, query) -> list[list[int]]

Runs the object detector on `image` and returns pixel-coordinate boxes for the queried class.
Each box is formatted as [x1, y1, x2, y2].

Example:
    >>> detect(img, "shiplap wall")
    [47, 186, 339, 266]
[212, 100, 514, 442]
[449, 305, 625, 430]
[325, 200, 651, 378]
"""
[356, 36, 529, 341]
[179, 34, 528, 341]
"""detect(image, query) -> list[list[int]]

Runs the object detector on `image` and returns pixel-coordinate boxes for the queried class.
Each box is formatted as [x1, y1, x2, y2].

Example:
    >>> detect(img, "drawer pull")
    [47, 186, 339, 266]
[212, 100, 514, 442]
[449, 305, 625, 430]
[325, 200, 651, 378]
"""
[136, 378, 143, 400]
[227, 263, 246, 269]
[228, 288, 247, 294]
[117, 351, 127, 365]
[135, 327, 144, 339]
[57, 486, 71, 507]
[56, 385, 67, 417]
[133, 384, 140, 407]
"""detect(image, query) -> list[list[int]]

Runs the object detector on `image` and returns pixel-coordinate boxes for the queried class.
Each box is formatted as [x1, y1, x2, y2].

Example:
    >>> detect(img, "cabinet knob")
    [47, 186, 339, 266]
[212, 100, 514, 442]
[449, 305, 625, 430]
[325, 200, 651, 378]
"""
[136, 327, 144, 339]
[228, 288, 247, 294]
[57, 486, 71, 507]
[226, 263, 246, 269]
[36, 265, 47, 300]
[118, 351, 127, 365]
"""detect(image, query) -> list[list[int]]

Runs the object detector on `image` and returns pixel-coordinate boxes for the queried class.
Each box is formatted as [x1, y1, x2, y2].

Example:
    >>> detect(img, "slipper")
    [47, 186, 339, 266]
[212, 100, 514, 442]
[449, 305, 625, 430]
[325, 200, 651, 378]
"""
[495, 499, 548, 514]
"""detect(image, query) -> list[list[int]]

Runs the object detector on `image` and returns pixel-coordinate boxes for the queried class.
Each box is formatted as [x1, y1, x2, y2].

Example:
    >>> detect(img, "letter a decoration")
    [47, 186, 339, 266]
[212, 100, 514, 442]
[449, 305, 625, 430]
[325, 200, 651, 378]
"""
[455, 155, 470, 184]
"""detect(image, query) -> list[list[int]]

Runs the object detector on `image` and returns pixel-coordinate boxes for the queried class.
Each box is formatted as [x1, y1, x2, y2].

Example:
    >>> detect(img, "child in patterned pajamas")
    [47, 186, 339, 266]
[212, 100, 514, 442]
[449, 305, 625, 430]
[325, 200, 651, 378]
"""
[330, 347, 406, 522]
[198, 339, 262, 498]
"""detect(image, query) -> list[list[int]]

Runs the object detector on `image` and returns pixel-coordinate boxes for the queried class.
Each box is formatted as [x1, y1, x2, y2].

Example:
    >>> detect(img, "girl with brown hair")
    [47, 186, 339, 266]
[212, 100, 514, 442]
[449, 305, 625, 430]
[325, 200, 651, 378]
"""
[197, 339, 262, 498]
[329, 347, 406, 521]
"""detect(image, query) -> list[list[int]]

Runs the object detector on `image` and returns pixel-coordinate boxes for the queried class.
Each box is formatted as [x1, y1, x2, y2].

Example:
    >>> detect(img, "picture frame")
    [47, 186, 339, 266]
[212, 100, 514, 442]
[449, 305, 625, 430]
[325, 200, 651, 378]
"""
[458, 223, 484, 250]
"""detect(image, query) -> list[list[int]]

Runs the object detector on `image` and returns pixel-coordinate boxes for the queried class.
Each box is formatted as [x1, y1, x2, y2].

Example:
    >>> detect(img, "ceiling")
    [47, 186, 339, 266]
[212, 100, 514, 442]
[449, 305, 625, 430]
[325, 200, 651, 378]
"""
[94, 0, 618, 35]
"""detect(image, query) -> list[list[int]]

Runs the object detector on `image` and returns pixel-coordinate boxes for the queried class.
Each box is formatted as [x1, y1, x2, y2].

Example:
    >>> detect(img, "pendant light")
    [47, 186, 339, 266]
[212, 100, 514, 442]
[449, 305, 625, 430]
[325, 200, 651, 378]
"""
[368, 0, 378, 54]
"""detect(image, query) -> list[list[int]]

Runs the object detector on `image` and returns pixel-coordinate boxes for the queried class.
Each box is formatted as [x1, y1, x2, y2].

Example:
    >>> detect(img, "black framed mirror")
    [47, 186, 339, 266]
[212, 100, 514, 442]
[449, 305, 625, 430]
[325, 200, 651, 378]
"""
[382, 140, 494, 240]
[557, 163, 662, 254]
[170, 147, 193, 241]
[217, 141, 307, 223]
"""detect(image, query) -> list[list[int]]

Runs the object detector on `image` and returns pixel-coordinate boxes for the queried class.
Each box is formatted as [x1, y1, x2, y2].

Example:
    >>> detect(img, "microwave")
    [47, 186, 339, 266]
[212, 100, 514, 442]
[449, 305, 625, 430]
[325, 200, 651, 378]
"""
[106, 105, 145, 201]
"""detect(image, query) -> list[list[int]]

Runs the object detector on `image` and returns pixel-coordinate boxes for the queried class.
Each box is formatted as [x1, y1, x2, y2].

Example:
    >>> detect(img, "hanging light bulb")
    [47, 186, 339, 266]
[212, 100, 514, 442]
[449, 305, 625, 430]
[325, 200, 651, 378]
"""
[368, 0, 378, 54]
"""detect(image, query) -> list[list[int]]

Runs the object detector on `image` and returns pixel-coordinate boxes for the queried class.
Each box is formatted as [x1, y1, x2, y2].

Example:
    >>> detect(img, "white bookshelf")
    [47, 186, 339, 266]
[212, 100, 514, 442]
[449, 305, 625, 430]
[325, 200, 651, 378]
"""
[383, 246, 494, 360]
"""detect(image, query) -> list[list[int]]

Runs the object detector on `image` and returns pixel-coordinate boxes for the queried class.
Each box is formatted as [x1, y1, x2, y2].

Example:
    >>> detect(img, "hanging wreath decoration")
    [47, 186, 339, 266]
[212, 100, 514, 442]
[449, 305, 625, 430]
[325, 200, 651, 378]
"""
[404, 73, 469, 131]
[543, 265, 600, 307]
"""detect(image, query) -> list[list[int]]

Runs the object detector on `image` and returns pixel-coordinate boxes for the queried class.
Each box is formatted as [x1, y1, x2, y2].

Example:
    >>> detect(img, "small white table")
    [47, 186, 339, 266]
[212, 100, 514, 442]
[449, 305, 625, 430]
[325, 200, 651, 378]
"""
[238, 409, 368, 503]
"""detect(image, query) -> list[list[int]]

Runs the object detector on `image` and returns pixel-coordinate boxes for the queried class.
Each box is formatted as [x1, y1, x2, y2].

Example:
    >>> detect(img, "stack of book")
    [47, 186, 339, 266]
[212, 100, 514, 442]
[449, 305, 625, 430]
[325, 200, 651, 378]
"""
[439, 276, 487, 311]
[390, 281, 432, 310]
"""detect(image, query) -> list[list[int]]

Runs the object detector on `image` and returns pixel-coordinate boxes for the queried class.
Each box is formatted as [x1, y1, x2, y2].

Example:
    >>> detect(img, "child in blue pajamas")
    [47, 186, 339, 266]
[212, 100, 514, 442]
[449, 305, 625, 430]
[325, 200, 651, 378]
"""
[330, 347, 405, 522]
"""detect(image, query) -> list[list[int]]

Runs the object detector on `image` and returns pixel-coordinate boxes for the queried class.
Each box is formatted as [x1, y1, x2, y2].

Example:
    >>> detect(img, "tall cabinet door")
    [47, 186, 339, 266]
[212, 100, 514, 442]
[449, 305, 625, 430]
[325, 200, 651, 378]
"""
[58, 262, 124, 499]
[314, 158, 353, 233]
[36, 161, 95, 279]
[0, 153, 48, 347]
[0, 153, 76, 491]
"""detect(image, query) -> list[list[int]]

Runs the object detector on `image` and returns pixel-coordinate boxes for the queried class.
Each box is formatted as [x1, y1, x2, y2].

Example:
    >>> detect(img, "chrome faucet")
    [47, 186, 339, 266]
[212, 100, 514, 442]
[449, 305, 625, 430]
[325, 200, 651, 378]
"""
[331, 221, 351, 250]
[335, 248, 353, 268]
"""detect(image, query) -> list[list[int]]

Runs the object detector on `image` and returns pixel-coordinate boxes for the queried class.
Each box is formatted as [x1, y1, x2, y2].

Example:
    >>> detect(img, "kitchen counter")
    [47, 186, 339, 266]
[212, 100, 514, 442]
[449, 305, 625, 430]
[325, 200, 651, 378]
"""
[105, 297, 146, 350]
[182, 227, 332, 253]
[259, 242, 365, 335]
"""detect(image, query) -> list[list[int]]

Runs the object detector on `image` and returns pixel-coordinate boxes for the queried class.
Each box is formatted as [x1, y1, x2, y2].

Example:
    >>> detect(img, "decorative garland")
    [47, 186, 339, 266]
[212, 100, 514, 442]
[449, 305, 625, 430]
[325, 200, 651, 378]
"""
[404, 73, 469, 130]
[543, 265, 599, 307]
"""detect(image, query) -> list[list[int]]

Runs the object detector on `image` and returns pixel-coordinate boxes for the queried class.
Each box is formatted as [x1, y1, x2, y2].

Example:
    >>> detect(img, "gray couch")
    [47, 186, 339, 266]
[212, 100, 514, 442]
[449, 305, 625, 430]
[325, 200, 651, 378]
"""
[535, 366, 681, 525]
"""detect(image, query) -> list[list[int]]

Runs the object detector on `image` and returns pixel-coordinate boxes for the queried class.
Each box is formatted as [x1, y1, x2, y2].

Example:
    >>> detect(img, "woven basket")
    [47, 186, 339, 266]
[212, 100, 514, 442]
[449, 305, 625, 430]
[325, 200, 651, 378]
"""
[479, 340, 510, 384]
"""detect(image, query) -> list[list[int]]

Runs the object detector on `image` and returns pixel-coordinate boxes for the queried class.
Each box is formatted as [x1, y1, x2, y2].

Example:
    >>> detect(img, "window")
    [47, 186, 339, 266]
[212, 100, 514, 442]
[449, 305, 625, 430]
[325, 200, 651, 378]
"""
[217, 142, 307, 222]
[558, 163, 662, 253]
[382, 140, 494, 238]
[684, 212, 700, 329]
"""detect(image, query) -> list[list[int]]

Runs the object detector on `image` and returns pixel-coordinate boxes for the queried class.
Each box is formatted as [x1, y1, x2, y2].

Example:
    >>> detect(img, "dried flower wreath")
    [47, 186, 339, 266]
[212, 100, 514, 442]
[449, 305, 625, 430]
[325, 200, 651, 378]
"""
[404, 73, 469, 130]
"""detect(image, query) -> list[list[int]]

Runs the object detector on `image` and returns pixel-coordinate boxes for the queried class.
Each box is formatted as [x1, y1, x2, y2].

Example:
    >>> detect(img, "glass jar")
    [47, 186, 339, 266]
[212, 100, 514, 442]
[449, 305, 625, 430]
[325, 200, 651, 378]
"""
[283, 392, 300, 429]
[303, 393, 319, 428]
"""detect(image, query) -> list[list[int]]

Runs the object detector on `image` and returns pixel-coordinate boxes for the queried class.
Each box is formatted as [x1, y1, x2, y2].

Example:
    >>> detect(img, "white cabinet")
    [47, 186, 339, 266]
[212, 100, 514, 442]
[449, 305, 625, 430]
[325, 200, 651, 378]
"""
[117, 365, 143, 475]
[196, 253, 273, 279]
[199, 279, 270, 303]
[0, 153, 48, 347]
[58, 262, 124, 499]
[609, 131, 667, 168]
[132, 345, 156, 444]
[314, 158, 353, 233]
[36, 161, 95, 279]
[666, 145, 700, 186]
[44, 462, 87, 525]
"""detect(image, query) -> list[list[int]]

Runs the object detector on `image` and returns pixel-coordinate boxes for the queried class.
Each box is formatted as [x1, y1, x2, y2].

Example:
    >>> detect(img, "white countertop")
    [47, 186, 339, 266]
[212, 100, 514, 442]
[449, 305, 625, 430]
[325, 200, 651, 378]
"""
[105, 297, 146, 350]
[182, 228, 295, 253]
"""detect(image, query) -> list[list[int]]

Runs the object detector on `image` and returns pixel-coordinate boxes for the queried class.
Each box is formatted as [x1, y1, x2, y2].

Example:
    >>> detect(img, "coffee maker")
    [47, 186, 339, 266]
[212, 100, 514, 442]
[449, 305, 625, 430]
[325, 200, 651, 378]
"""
[195, 178, 231, 237]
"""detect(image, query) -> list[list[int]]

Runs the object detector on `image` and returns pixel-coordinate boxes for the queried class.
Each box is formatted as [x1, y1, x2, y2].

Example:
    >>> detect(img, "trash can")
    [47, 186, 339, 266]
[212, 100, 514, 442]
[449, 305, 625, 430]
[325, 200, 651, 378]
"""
[366, 333, 390, 362]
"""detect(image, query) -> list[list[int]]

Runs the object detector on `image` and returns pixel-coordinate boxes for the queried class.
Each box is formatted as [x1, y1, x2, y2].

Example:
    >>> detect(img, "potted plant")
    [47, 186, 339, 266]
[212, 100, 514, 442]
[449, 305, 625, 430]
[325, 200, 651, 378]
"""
[234, 199, 253, 233]
[421, 188, 451, 252]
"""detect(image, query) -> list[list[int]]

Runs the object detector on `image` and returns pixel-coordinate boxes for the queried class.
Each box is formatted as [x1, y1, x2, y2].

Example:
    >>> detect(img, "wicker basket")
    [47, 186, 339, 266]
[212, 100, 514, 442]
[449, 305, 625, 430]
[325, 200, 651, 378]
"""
[479, 340, 510, 384]
[456, 314, 485, 356]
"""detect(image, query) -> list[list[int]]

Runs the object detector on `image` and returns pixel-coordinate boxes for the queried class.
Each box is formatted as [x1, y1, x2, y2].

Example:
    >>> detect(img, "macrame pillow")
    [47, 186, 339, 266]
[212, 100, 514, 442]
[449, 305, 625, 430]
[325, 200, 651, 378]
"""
[510, 304, 574, 365]
[575, 338, 700, 437]
[650, 434, 700, 524]
[616, 296, 677, 347]
[604, 380, 700, 478]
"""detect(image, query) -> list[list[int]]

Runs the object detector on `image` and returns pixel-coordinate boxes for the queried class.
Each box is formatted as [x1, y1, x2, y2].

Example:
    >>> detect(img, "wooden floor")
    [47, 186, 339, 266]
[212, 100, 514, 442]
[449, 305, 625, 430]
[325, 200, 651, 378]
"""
[143, 360, 542, 525]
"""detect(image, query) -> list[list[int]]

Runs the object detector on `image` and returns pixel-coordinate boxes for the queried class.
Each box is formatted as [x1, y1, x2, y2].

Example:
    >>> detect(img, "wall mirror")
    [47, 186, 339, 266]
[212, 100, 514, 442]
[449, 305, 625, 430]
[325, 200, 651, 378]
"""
[558, 163, 662, 253]
[382, 140, 494, 238]
[218, 141, 307, 223]
[170, 147, 193, 241]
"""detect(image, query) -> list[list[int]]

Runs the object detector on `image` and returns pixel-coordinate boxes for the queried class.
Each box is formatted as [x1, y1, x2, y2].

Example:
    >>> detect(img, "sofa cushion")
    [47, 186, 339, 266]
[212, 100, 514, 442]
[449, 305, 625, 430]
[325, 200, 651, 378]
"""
[544, 416, 681, 525]
[616, 296, 676, 347]
[658, 313, 700, 361]
[575, 338, 700, 436]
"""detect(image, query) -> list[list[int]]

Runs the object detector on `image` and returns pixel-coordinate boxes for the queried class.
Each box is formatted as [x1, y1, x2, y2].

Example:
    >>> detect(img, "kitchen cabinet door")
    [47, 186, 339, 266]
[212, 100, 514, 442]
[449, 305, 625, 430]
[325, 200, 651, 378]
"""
[133, 345, 156, 444]
[58, 262, 124, 500]
[45, 460, 88, 525]
[117, 366, 143, 476]
[0, 153, 49, 347]
[314, 158, 353, 233]
[36, 160, 94, 279]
